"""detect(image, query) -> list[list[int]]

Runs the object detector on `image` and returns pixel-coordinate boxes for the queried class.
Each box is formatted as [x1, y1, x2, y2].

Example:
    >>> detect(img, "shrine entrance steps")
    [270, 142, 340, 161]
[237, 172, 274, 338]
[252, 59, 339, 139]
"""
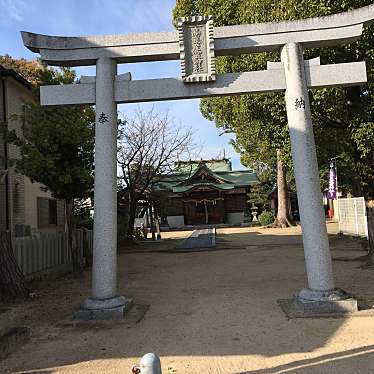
[178, 228, 216, 250]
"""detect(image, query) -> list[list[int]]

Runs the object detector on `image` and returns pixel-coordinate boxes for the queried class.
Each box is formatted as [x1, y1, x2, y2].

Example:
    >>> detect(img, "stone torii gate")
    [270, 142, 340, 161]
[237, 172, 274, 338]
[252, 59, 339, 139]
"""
[22, 5, 374, 319]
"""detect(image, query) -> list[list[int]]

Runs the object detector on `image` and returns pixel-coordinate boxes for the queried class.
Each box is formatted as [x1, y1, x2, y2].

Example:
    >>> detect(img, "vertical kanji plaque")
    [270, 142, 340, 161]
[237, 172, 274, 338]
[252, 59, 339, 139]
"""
[178, 16, 216, 83]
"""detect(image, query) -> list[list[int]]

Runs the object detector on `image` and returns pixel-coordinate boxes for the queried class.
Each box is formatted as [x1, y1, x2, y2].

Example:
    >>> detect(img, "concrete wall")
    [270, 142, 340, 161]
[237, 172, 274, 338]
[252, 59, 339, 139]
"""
[227, 211, 245, 225]
[167, 215, 185, 228]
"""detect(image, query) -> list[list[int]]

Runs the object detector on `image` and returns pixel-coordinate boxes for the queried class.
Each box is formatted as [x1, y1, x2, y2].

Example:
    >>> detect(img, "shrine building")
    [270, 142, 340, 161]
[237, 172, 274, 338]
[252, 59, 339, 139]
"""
[154, 159, 258, 228]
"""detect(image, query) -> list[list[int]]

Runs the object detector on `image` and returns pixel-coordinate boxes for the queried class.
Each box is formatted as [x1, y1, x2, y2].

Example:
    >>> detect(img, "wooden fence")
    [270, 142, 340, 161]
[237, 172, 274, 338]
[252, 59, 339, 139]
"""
[13, 229, 93, 277]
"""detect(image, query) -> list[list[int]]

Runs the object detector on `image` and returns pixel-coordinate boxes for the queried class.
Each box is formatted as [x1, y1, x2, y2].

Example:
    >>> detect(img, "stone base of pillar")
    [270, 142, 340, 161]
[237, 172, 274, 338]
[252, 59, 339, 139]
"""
[298, 287, 352, 302]
[73, 296, 133, 320]
[296, 288, 358, 315]
[277, 288, 358, 318]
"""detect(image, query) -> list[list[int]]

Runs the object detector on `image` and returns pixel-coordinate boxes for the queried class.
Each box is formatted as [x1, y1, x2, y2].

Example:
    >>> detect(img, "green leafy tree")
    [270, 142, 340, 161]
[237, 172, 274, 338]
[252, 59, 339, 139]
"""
[247, 182, 270, 210]
[173, 0, 374, 220]
[0, 55, 42, 86]
[6, 57, 95, 273]
[258, 211, 275, 227]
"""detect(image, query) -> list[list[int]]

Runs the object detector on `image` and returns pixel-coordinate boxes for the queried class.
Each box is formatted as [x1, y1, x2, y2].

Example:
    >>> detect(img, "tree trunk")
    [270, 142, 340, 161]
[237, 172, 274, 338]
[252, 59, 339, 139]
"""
[82, 228, 92, 267]
[149, 202, 156, 240]
[273, 149, 295, 228]
[154, 205, 162, 240]
[65, 199, 83, 274]
[126, 198, 137, 241]
[367, 202, 374, 266]
[0, 231, 29, 300]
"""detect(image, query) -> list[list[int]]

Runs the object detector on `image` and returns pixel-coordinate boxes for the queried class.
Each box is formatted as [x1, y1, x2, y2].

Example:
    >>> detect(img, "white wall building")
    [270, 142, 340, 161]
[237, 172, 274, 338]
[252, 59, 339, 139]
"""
[0, 65, 65, 236]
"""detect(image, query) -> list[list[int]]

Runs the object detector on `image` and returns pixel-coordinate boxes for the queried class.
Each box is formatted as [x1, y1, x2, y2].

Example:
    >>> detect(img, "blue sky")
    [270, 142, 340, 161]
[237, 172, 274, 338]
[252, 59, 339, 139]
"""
[0, 0, 244, 169]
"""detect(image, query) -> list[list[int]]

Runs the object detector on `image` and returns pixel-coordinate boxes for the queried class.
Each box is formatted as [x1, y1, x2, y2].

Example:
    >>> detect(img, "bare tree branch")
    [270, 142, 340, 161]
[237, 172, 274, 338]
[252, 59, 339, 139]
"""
[117, 108, 196, 239]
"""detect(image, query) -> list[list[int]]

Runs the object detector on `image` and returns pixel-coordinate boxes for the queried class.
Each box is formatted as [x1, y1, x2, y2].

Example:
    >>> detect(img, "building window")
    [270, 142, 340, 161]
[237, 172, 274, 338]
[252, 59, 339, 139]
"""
[37, 197, 64, 227]
[48, 199, 57, 225]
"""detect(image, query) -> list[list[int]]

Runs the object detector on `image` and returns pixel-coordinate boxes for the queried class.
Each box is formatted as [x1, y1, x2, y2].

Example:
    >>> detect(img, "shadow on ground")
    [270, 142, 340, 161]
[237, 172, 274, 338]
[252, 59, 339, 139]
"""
[236, 345, 374, 373]
[2, 226, 374, 373]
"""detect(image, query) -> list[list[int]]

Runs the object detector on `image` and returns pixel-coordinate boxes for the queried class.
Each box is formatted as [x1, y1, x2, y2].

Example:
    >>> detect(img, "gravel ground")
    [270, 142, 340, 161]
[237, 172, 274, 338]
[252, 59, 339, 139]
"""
[2, 223, 374, 374]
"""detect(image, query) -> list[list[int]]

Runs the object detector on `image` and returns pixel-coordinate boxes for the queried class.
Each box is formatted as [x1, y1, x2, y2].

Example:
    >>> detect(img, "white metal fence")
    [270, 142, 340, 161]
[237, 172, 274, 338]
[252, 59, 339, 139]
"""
[337, 197, 368, 237]
[13, 229, 93, 277]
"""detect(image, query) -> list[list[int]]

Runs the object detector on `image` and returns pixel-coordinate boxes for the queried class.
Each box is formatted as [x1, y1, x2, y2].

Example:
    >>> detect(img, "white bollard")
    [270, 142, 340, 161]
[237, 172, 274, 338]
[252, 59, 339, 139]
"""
[132, 353, 162, 374]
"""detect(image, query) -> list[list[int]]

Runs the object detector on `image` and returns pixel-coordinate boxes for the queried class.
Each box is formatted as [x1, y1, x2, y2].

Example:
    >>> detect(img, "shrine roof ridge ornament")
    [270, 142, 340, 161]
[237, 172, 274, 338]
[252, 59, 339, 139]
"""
[21, 4, 374, 66]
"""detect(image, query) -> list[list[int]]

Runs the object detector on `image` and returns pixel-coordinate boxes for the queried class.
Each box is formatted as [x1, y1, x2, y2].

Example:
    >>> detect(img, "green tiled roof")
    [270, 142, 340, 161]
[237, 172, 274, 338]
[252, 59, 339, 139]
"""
[174, 159, 232, 173]
[154, 161, 258, 194]
[173, 182, 236, 193]
[215, 171, 258, 185]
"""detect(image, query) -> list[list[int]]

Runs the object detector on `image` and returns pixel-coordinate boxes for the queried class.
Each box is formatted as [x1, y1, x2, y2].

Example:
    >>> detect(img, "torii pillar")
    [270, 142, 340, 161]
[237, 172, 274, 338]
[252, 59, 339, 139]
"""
[76, 58, 131, 320]
[281, 43, 354, 308]
[21, 4, 374, 318]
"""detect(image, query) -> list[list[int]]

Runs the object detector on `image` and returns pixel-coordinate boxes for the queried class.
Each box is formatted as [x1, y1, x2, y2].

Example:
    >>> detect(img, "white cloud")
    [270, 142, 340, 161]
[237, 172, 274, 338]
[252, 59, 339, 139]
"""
[0, 0, 28, 23]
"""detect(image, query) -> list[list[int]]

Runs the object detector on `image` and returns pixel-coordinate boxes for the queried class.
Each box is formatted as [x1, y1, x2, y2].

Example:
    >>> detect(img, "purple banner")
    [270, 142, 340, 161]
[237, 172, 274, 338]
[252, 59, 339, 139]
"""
[327, 162, 337, 200]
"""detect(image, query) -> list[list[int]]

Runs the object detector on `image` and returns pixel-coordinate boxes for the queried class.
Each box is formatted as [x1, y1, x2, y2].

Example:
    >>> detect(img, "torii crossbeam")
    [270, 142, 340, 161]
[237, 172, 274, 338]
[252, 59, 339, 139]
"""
[22, 4, 374, 319]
